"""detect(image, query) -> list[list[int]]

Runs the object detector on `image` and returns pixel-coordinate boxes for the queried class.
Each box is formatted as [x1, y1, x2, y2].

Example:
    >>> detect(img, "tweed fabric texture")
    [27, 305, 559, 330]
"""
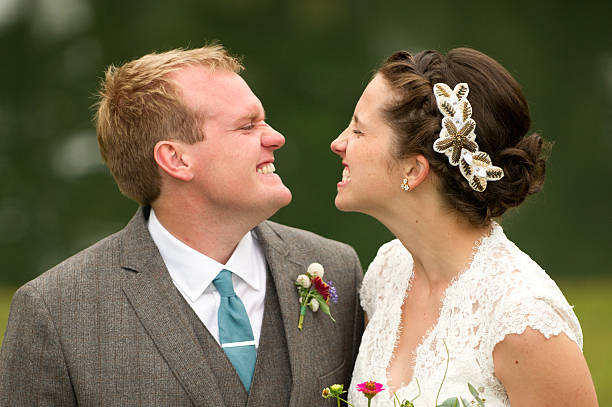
[181, 265, 292, 407]
[0, 207, 364, 406]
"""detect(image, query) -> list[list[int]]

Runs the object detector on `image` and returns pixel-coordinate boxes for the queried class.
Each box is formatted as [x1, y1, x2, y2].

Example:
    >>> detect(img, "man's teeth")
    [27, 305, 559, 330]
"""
[257, 163, 276, 174]
[342, 166, 350, 183]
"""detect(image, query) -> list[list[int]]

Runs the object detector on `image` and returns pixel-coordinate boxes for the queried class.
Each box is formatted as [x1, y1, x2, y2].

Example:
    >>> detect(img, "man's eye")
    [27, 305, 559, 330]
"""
[241, 123, 255, 130]
[353, 129, 363, 135]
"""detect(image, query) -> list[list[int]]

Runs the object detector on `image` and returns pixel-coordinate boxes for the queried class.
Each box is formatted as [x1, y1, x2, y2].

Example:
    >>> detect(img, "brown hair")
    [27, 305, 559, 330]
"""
[94, 45, 243, 205]
[378, 48, 548, 226]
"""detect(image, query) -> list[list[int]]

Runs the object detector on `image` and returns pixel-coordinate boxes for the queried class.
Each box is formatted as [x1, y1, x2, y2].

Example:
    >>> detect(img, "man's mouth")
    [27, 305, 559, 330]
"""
[341, 165, 350, 183]
[256, 162, 276, 174]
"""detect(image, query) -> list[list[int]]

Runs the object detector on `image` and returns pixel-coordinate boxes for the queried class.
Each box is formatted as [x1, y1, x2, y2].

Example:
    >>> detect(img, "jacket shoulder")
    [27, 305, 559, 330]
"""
[23, 230, 124, 296]
[261, 220, 356, 255]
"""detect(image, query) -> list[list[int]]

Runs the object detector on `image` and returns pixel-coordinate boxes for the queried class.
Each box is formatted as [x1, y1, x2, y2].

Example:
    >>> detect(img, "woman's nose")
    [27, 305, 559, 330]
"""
[330, 132, 347, 155]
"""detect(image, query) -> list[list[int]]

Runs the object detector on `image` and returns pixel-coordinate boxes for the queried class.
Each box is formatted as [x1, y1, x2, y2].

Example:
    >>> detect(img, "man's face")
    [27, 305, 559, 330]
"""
[173, 65, 292, 219]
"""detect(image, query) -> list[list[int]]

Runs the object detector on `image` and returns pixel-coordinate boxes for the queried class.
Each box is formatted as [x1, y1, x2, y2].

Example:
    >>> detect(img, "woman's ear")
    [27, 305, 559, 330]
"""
[402, 154, 430, 190]
[153, 140, 194, 182]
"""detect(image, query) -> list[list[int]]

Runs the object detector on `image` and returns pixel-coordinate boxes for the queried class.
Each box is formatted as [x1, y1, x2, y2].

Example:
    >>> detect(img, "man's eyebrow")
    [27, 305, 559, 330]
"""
[245, 108, 267, 122]
[353, 114, 360, 124]
[232, 108, 267, 127]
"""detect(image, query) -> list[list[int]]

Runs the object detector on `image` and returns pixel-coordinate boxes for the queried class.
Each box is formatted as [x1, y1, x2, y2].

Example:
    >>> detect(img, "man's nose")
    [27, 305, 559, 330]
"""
[261, 125, 285, 150]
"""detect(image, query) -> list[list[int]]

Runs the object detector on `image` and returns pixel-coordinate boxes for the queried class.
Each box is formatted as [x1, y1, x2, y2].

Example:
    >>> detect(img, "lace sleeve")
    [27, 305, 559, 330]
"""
[359, 240, 401, 317]
[487, 288, 583, 357]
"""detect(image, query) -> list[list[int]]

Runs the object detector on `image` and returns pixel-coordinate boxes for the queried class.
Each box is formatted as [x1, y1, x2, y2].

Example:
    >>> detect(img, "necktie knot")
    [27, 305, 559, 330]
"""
[213, 269, 236, 297]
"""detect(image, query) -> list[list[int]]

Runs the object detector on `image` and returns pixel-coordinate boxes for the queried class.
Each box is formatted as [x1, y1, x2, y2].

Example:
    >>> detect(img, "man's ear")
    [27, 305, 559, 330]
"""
[402, 154, 430, 190]
[153, 140, 194, 182]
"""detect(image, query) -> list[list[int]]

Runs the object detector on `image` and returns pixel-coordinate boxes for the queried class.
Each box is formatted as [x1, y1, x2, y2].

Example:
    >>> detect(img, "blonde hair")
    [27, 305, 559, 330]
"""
[94, 45, 243, 205]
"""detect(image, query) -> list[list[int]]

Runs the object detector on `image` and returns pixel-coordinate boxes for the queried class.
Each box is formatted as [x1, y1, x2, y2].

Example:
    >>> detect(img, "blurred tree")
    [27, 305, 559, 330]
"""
[0, 0, 610, 284]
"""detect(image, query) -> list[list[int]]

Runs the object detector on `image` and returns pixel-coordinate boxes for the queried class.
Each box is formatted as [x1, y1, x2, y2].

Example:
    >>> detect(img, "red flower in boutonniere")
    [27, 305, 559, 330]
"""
[312, 276, 330, 302]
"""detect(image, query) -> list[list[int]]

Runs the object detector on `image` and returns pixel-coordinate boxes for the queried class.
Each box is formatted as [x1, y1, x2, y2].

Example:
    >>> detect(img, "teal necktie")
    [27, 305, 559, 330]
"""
[213, 269, 257, 392]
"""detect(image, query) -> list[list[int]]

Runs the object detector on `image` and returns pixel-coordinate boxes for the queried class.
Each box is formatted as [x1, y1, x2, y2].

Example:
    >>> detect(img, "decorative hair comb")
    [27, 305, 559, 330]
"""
[432, 83, 504, 192]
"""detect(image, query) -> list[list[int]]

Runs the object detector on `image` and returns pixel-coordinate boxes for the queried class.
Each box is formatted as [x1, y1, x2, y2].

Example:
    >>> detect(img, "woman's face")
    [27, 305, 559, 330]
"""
[330, 74, 403, 215]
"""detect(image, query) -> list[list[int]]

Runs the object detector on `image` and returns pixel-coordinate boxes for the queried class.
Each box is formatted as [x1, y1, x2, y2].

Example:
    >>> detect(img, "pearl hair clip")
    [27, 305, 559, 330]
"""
[432, 82, 504, 192]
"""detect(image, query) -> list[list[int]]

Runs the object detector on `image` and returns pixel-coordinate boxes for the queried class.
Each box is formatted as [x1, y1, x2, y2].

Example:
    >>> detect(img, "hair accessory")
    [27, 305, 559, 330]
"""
[400, 178, 410, 191]
[432, 83, 504, 192]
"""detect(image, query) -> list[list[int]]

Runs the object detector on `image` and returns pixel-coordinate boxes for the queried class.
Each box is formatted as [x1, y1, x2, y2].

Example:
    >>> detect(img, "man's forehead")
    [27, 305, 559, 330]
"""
[174, 66, 245, 103]
[172, 65, 237, 101]
[172, 65, 263, 123]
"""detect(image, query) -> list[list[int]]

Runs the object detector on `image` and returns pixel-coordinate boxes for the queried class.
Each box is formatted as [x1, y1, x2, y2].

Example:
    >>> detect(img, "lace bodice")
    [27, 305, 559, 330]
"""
[349, 223, 582, 407]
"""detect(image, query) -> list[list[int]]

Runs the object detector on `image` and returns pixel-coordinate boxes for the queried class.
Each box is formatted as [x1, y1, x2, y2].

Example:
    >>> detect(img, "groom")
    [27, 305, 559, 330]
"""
[0, 45, 363, 406]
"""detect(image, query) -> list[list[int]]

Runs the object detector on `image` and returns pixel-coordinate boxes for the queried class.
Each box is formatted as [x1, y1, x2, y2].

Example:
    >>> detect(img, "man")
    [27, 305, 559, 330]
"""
[0, 45, 363, 406]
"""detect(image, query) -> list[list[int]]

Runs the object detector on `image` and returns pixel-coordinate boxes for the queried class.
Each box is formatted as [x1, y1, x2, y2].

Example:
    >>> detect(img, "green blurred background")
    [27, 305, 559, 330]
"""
[0, 0, 610, 401]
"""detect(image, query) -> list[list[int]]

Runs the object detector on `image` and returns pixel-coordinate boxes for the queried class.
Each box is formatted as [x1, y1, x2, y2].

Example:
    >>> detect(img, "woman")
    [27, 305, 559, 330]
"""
[331, 48, 598, 406]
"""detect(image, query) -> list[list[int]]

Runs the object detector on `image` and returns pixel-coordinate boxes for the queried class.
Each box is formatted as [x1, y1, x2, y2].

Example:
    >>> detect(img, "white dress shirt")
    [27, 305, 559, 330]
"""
[147, 209, 267, 347]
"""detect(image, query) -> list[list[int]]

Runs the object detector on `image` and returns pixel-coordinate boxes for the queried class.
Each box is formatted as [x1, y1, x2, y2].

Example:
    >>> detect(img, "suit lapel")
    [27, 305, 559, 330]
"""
[255, 222, 327, 407]
[119, 208, 226, 407]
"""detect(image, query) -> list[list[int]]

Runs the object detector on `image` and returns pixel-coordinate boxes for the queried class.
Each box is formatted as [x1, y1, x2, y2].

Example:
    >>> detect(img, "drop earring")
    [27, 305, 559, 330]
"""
[400, 178, 410, 191]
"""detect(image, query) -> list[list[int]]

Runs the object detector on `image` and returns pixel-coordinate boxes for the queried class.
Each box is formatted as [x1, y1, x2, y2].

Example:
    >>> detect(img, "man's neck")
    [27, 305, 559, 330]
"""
[151, 203, 261, 265]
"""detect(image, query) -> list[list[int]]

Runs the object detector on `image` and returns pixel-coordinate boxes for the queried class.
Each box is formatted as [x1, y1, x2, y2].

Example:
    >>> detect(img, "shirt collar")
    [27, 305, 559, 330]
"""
[147, 208, 264, 302]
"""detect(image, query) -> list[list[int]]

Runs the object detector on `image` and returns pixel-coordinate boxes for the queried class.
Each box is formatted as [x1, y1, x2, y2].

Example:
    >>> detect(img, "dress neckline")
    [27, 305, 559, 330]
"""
[384, 222, 502, 401]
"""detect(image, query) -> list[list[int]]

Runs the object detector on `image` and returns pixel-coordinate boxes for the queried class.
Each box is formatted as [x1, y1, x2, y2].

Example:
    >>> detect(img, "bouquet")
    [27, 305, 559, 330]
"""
[322, 340, 486, 407]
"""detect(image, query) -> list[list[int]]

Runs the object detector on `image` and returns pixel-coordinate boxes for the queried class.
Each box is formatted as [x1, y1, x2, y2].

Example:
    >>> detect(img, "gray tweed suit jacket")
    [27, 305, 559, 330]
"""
[0, 207, 364, 406]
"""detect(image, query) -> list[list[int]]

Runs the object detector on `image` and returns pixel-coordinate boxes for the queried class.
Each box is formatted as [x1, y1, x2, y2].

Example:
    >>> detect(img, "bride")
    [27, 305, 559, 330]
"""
[331, 48, 598, 406]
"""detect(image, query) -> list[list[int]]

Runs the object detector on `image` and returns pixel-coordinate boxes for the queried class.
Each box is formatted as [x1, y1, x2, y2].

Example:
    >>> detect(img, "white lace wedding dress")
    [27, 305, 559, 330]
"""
[349, 222, 582, 407]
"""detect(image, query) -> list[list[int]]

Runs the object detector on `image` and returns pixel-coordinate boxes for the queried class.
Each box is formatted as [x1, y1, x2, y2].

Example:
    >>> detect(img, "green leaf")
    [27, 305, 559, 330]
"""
[468, 383, 485, 406]
[460, 397, 471, 407]
[311, 291, 324, 301]
[316, 297, 336, 322]
[436, 397, 459, 407]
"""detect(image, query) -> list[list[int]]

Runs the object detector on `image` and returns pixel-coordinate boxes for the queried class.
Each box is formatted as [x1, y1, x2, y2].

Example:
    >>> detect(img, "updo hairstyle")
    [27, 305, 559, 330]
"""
[378, 48, 549, 226]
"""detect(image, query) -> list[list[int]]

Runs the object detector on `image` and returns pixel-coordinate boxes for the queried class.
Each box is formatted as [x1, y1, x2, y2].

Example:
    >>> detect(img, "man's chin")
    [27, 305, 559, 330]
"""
[274, 186, 292, 209]
[257, 186, 292, 219]
[334, 195, 352, 212]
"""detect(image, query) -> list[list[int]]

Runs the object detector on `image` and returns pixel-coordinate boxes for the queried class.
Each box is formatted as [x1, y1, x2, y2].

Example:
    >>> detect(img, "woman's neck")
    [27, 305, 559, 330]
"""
[377, 203, 492, 291]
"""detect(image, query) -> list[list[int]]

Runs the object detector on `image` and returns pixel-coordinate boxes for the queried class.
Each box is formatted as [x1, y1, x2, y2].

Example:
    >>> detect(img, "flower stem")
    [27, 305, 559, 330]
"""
[336, 396, 355, 407]
[435, 339, 450, 406]
[297, 304, 307, 330]
[410, 377, 421, 403]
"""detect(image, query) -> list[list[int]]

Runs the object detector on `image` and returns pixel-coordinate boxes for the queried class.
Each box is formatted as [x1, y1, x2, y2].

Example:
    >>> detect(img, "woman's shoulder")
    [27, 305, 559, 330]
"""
[375, 238, 407, 257]
[473, 224, 583, 350]
[476, 223, 564, 299]
[359, 239, 413, 316]
[367, 239, 412, 277]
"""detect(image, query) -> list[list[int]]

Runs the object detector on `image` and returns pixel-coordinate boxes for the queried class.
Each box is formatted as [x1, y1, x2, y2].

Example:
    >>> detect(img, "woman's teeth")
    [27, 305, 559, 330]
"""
[342, 166, 350, 183]
[257, 163, 276, 174]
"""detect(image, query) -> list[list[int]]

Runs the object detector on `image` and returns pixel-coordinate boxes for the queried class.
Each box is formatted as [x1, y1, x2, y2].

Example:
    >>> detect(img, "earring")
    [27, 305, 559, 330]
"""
[400, 178, 410, 191]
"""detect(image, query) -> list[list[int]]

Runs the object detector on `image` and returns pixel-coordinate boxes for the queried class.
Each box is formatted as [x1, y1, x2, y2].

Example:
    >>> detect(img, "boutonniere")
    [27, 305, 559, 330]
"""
[295, 262, 338, 330]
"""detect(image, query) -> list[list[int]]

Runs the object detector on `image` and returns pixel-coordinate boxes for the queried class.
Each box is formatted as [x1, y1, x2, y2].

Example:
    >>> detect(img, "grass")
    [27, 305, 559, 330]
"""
[0, 278, 610, 403]
[0, 285, 15, 349]
[559, 276, 612, 403]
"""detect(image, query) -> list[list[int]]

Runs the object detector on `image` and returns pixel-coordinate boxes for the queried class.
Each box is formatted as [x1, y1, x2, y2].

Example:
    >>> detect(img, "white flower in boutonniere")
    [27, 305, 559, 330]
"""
[309, 298, 319, 312]
[296, 274, 311, 288]
[295, 263, 338, 330]
[307, 262, 324, 279]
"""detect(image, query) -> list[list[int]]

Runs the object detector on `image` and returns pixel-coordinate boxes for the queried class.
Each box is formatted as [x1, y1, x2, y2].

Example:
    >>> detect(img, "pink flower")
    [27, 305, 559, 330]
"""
[356, 380, 385, 400]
